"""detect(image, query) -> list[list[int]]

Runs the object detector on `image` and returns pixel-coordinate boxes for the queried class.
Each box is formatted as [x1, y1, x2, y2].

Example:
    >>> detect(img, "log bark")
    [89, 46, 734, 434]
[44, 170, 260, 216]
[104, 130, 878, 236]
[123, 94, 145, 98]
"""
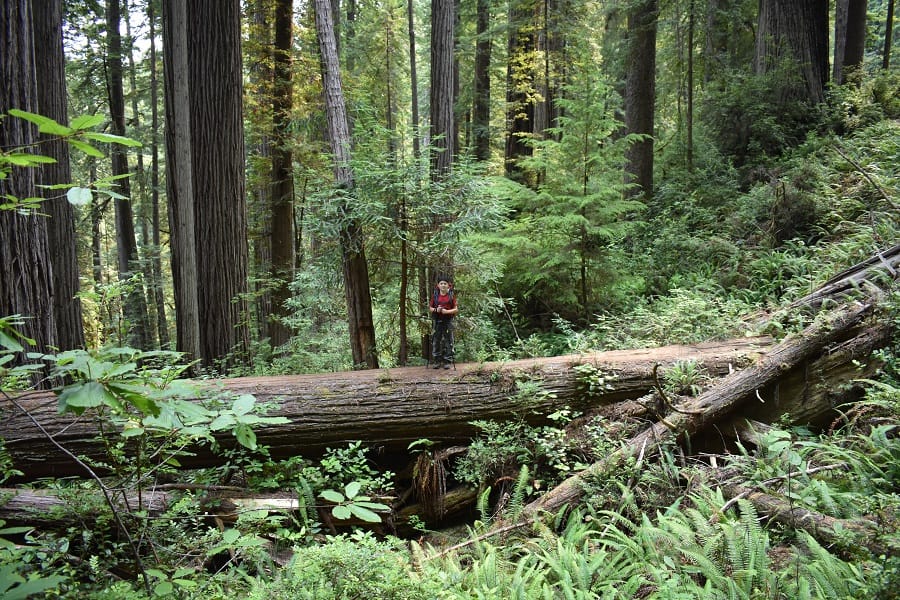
[719, 481, 889, 557]
[522, 301, 884, 518]
[1, 338, 769, 480]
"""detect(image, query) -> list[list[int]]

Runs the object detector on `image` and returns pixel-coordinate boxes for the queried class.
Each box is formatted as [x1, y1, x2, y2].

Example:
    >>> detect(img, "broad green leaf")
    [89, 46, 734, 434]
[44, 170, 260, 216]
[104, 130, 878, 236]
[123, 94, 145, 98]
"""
[332, 504, 352, 520]
[69, 114, 105, 130]
[67, 138, 103, 158]
[153, 581, 173, 597]
[172, 568, 196, 579]
[8, 109, 72, 135]
[5, 153, 57, 166]
[348, 504, 382, 523]
[0, 330, 24, 352]
[172, 400, 214, 424]
[145, 569, 167, 580]
[234, 424, 257, 450]
[222, 528, 241, 544]
[232, 394, 255, 415]
[320, 489, 345, 503]
[66, 187, 92, 206]
[209, 414, 236, 430]
[355, 501, 390, 511]
[83, 131, 142, 147]
[58, 381, 115, 410]
[2, 575, 66, 600]
[345, 480, 362, 499]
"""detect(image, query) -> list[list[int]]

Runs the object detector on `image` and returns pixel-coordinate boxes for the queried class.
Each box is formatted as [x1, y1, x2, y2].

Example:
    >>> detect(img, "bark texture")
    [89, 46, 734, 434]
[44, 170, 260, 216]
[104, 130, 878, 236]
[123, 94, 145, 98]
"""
[31, 0, 85, 352]
[624, 0, 658, 201]
[755, 0, 829, 103]
[0, 0, 58, 381]
[3, 338, 770, 479]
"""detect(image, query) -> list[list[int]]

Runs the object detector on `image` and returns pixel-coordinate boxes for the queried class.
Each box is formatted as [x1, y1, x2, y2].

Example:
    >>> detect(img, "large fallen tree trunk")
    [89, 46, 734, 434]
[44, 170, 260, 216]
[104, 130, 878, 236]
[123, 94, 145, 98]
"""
[1, 338, 770, 479]
[521, 300, 885, 518]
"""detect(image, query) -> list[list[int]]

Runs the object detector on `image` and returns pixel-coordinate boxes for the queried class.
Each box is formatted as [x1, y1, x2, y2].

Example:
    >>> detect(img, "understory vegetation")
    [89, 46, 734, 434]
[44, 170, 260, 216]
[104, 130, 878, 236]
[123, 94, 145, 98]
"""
[3, 13, 900, 600]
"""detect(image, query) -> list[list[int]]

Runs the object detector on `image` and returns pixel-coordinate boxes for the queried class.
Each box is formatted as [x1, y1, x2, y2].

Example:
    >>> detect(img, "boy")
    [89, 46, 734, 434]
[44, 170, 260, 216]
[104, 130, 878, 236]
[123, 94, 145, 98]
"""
[429, 277, 458, 369]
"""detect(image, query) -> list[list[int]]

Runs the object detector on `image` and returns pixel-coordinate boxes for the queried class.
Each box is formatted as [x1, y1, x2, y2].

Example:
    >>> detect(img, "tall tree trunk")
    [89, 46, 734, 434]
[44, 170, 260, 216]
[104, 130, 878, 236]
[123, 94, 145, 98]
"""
[0, 0, 58, 384]
[504, 0, 535, 185]
[430, 0, 457, 178]
[247, 0, 274, 345]
[755, 0, 829, 104]
[834, 0, 868, 85]
[314, 0, 379, 369]
[31, 0, 85, 351]
[107, 0, 151, 350]
[187, 0, 251, 368]
[407, 0, 422, 160]
[124, 0, 159, 350]
[884, 0, 895, 69]
[162, 0, 201, 364]
[624, 0, 658, 202]
[686, 0, 695, 170]
[473, 0, 492, 162]
[269, 0, 296, 348]
[147, 1, 169, 348]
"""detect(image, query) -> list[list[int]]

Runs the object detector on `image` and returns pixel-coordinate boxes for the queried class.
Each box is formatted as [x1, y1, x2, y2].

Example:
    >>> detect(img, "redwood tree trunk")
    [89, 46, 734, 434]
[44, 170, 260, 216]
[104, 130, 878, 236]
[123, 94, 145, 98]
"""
[0, 0, 58, 383]
[162, 0, 201, 364]
[833, 0, 868, 85]
[755, 0, 829, 103]
[430, 0, 457, 177]
[32, 0, 85, 352]
[624, 0, 658, 202]
[269, 0, 295, 348]
[314, 0, 379, 368]
[188, 0, 251, 368]
[107, 0, 152, 351]
[473, 0, 492, 162]
[2, 337, 778, 478]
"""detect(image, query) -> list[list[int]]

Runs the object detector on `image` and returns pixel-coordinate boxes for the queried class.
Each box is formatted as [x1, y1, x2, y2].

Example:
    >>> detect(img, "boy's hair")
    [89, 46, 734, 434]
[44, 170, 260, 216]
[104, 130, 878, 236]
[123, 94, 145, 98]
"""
[435, 274, 452, 285]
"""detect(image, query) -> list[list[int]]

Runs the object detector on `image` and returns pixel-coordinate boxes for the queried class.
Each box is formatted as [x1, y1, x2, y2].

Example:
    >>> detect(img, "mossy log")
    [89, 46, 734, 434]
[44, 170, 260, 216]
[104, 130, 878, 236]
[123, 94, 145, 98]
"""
[1, 338, 770, 480]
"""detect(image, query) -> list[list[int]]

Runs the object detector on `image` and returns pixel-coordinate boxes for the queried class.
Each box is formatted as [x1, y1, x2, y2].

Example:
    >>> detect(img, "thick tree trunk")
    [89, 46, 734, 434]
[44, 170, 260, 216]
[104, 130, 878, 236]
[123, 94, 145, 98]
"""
[2, 338, 770, 479]
[472, 0, 492, 162]
[755, 0, 829, 103]
[430, 0, 457, 177]
[162, 0, 201, 363]
[32, 0, 86, 353]
[0, 0, 58, 384]
[108, 0, 152, 351]
[314, 0, 379, 369]
[269, 0, 295, 348]
[624, 0, 658, 202]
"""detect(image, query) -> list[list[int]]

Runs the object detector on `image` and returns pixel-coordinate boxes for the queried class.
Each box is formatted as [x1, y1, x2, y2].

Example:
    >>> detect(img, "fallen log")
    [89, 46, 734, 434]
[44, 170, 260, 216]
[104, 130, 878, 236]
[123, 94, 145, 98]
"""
[522, 301, 884, 518]
[0, 337, 769, 479]
[719, 481, 889, 557]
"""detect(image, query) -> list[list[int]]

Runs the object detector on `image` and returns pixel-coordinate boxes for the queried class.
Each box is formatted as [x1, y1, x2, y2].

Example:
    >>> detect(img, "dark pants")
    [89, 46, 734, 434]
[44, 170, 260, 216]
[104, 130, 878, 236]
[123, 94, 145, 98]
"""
[432, 318, 454, 363]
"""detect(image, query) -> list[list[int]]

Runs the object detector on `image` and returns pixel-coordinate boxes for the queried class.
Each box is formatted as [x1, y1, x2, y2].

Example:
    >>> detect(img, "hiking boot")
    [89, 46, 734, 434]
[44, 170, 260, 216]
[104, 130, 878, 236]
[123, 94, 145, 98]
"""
[432, 362, 441, 369]
[443, 363, 451, 369]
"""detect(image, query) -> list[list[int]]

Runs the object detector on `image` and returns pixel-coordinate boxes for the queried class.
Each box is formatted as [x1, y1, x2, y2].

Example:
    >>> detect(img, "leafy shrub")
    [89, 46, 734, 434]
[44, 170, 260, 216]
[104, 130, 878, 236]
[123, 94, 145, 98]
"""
[248, 532, 442, 600]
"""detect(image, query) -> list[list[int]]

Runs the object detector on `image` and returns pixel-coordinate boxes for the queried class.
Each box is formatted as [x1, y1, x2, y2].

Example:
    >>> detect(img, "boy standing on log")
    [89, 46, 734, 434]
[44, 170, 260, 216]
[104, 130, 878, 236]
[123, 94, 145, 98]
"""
[429, 276, 458, 369]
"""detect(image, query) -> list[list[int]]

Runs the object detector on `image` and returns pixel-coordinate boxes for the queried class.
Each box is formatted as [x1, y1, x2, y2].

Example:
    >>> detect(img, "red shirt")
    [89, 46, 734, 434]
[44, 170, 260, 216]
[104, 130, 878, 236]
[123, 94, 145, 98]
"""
[431, 291, 457, 319]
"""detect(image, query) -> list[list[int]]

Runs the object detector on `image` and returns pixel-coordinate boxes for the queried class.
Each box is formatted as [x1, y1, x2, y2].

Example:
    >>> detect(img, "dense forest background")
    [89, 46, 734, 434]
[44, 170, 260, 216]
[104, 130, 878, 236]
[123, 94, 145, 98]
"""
[1, 0, 899, 598]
